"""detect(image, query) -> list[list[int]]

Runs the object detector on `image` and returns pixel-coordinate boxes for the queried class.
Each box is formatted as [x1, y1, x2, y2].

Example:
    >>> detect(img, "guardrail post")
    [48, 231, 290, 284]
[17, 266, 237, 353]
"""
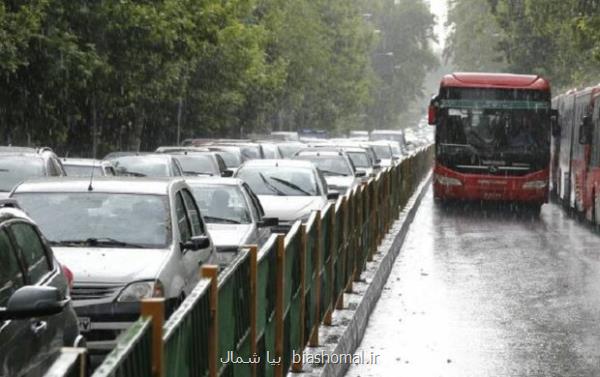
[354, 188, 363, 282]
[275, 234, 285, 377]
[324, 208, 334, 326]
[202, 265, 219, 377]
[310, 212, 321, 347]
[344, 195, 353, 294]
[369, 180, 378, 261]
[293, 225, 307, 373]
[248, 245, 259, 377]
[141, 298, 165, 377]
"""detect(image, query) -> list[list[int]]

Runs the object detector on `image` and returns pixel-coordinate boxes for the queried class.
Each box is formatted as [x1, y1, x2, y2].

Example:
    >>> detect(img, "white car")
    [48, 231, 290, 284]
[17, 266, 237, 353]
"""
[235, 160, 334, 231]
[293, 149, 365, 194]
[185, 177, 276, 266]
[11, 177, 215, 354]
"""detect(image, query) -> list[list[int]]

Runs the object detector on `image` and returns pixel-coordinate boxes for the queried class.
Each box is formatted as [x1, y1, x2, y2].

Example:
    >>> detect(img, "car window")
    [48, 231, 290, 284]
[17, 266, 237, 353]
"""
[0, 230, 24, 307]
[215, 155, 227, 173]
[10, 222, 52, 284]
[176, 192, 192, 241]
[172, 159, 184, 176]
[53, 158, 66, 176]
[190, 185, 253, 224]
[243, 185, 260, 221]
[181, 189, 205, 235]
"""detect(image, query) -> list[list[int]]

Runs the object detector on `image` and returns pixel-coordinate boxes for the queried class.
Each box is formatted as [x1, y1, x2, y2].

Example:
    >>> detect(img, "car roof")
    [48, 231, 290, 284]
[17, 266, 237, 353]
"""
[61, 158, 106, 166]
[111, 154, 174, 162]
[340, 147, 368, 153]
[12, 177, 184, 195]
[184, 177, 244, 186]
[295, 149, 346, 157]
[240, 159, 316, 168]
[0, 146, 54, 154]
[0, 206, 35, 224]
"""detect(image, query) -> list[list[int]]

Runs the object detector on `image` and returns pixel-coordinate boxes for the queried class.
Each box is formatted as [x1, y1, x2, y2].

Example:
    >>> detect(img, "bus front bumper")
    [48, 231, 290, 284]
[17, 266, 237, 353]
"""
[433, 164, 549, 203]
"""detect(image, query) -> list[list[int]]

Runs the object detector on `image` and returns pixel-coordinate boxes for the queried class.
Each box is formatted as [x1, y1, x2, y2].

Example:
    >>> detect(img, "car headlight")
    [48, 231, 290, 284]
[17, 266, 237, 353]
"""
[522, 180, 547, 190]
[116, 280, 164, 303]
[435, 174, 462, 187]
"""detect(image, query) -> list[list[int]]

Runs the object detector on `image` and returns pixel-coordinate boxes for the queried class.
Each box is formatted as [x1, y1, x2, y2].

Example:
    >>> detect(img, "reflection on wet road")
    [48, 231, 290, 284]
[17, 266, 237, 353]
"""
[346, 185, 600, 377]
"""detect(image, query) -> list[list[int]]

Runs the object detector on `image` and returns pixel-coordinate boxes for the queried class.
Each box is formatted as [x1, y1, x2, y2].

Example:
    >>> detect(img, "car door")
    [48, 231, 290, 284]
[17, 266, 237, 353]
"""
[7, 222, 62, 376]
[0, 228, 30, 377]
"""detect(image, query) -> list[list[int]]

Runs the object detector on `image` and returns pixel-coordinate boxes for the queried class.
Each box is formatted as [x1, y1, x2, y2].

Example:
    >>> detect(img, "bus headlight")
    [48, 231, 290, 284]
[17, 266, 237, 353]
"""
[522, 180, 547, 190]
[435, 174, 462, 186]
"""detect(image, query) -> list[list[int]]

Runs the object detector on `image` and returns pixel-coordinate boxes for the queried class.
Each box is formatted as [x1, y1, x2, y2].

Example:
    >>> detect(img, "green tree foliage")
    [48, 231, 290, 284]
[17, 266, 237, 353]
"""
[444, 0, 507, 72]
[363, 0, 438, 130]
[446, 0, 600, 89]
[0, 0, 437, 155]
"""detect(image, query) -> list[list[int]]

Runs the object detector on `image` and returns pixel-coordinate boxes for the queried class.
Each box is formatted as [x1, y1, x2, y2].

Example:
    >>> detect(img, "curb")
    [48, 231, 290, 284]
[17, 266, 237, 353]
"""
[291, 171, 433, 377]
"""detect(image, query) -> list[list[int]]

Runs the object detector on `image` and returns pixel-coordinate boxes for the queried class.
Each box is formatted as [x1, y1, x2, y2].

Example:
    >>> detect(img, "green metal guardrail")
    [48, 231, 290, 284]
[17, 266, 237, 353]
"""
[91, 317, 153, 377]
[46, 145, 434, 377]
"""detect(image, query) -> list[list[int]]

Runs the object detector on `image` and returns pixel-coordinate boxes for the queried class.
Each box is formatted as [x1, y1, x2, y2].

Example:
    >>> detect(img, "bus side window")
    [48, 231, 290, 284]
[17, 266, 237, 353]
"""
[593, 103, 600, 167]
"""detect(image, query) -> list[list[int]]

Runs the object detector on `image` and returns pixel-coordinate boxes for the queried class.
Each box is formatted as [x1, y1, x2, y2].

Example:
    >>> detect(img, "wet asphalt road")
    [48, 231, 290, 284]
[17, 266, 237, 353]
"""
[345, 185, 600, 377]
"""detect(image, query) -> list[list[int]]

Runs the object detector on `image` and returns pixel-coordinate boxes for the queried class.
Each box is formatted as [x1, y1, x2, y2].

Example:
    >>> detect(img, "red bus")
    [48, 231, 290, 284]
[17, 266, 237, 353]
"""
[551, 84, 600, 222]
[429, 72, 558, 211]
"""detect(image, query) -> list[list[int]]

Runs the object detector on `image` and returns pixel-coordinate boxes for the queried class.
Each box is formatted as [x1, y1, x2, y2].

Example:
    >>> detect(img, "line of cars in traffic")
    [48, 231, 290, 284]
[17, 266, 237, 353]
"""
[0, 127, 432, 376]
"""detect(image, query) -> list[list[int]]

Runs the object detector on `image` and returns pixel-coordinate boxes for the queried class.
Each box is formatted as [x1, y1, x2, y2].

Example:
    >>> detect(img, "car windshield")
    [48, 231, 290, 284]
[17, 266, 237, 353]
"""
[0, 157, 45, 192]
[295, 155, 352, 176]
[13, 192, 170, 248]
[261, 144, 278, 159]
[210, 149, 241, 168]
[240, 146, 261, 159]
[174, 155, 217, 175]
[371, 145, 393, 159]
[64, 164, 104, 177]
[278, 144, 304, 158]
[111, 156, 170, 177]
[236, 166, 319, 196]
[347, 152, 370, 168]
[189, 185, 252, 224]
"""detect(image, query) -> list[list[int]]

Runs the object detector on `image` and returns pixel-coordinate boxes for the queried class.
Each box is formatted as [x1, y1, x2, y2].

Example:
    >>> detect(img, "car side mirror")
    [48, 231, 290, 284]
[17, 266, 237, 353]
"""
[0, 286, 69, 320]
[355, 171, 366, 178]
[221, 170, 233, 177]
[258, 217, 279, 227]
[392, 155, 401, 161]
[182, 235, 211, 251]
[327, 191, 340, 200]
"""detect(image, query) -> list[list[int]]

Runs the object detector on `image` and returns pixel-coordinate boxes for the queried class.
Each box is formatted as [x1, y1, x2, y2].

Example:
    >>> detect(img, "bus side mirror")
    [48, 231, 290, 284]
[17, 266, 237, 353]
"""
[578, 114, 592, 145]
[428, 104, 437, 126]
[550, 109, 560, 137]
[428, 95, 440, 126]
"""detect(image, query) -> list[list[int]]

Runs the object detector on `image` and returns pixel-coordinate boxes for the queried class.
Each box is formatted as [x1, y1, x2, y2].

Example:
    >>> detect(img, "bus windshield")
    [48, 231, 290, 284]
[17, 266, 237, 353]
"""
[438, 108, 549, 151]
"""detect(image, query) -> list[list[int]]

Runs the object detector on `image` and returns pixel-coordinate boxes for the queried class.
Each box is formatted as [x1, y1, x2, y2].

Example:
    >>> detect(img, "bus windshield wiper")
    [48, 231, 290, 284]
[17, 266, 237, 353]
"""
[269, 177, 312, 196]
[258, 172, 286, 196]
